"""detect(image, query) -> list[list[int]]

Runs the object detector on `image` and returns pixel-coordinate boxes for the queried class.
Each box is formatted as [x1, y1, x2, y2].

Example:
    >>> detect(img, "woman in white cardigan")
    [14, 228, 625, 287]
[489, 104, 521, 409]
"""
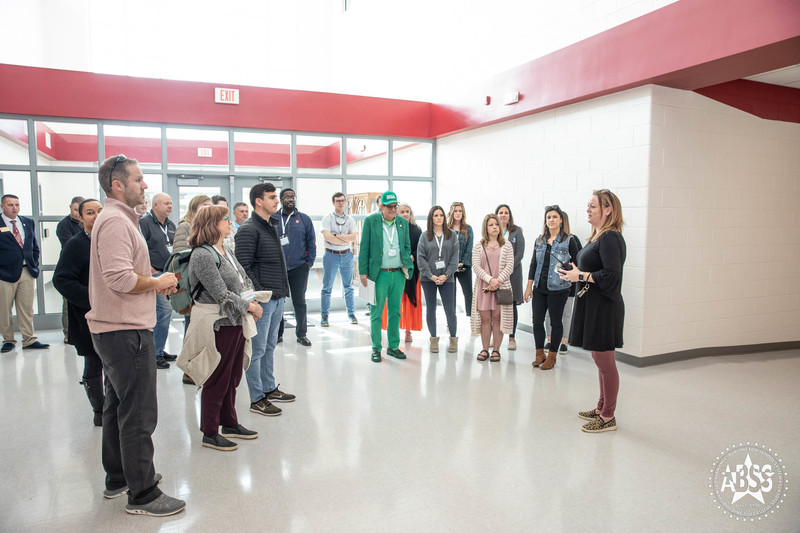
[470, 214, 514, 361]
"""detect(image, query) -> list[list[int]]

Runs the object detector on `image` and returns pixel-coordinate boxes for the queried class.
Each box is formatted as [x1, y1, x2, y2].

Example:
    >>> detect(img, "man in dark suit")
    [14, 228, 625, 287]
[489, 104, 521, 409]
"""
[0, 194, 49, 352]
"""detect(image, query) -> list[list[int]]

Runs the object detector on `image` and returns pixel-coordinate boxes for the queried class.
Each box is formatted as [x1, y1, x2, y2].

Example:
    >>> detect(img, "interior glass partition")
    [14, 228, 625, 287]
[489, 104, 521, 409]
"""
[0, 113, 435, 321]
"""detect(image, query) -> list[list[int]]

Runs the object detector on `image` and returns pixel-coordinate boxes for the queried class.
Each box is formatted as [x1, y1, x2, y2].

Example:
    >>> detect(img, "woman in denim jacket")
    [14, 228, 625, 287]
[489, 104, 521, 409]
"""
[524, 205, 579, 370]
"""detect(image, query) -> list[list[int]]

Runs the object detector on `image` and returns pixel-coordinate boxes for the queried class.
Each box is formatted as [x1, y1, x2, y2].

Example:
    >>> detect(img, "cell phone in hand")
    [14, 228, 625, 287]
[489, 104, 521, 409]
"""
[555, 258, 573, 272]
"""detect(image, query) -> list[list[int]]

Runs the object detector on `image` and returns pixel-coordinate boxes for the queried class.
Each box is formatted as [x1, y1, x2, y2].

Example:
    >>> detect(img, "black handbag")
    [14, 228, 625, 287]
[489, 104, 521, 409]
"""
[483, 246, 514, 305]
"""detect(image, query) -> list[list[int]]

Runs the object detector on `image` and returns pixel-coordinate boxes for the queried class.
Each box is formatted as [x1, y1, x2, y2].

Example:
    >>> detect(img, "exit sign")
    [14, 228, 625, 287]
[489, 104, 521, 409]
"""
[198, 148, 212, 158]
[215, 87, 239, 104]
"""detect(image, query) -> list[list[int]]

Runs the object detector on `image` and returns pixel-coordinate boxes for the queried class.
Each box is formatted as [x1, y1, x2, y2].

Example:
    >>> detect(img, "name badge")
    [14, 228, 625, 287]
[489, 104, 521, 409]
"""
[166, 245, 173, 254]
[388, 249, 397, 257]
[280, 235, 290, 246]
[241, 289, 255, 301]
[0, 227, 9, 232]
[435, 260, 445, 269]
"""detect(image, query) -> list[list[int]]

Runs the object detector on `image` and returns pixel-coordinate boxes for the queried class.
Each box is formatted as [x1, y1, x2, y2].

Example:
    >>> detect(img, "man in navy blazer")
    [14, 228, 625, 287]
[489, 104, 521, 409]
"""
[0, 194, 49, 352]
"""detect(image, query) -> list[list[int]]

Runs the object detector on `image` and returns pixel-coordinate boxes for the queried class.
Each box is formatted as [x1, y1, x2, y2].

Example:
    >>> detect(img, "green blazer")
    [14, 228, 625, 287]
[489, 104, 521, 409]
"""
[358, 212, 413, 282]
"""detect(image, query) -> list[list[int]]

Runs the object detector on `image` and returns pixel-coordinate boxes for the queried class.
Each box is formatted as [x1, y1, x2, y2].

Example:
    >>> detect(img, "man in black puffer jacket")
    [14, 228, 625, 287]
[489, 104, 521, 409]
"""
[234, 183, 296, 418]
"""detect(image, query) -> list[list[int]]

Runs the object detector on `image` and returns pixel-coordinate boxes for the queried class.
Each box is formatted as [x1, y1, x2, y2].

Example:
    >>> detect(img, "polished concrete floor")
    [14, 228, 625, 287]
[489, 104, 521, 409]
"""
[1, 310, 798, 532]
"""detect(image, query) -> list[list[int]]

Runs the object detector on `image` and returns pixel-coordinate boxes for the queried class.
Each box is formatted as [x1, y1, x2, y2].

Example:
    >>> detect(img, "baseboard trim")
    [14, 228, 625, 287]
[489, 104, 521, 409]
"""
[617, 341, 800, 367]
[516, 323, 800, 367]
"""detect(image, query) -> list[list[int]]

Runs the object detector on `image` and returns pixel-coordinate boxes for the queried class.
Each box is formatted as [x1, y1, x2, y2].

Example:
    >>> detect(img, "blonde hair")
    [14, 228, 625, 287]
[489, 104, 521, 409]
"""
[480, 214, 505, 247]
[447, 201, 469, 239]
[588, 189, 624, 242]
[181, 195, 212, 224]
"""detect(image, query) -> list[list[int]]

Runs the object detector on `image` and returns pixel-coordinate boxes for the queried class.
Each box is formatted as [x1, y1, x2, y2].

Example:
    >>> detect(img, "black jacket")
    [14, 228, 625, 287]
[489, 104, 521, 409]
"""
[139, 211, 176, 272]
[56, 215, 83, 247]
[405, 223, 422, 306]
[234, 212, 289, 299]
[53, 232, 97, 357]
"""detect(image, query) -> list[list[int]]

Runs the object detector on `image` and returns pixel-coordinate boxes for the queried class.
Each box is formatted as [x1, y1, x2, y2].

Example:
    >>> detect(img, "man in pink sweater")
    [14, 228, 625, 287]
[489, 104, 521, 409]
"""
[86, 155, 185, 517]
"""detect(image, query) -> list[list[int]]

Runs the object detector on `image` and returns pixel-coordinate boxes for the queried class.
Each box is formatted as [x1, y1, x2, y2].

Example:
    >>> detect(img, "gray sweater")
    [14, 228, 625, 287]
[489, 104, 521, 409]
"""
[188, 245, 252, 329]
[417, 231, 460, 282]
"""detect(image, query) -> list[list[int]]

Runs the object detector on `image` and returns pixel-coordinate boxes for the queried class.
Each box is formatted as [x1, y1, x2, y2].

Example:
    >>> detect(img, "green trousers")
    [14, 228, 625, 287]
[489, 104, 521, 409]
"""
[370, 269, 405, 351]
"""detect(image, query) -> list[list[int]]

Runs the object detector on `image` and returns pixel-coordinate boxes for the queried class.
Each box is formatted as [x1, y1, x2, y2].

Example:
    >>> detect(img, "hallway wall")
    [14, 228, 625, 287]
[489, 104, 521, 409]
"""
[436, 85, 800, 361]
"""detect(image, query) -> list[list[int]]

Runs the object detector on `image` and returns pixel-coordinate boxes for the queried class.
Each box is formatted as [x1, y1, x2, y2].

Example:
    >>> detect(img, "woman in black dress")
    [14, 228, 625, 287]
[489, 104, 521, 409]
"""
[560, 189, 625, 434]
[53, 199, 105, 426]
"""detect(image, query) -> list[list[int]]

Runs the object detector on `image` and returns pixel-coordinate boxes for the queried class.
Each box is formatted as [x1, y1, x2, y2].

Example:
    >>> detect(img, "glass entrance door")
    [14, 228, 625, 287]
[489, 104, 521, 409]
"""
[166, 175, 283, 222]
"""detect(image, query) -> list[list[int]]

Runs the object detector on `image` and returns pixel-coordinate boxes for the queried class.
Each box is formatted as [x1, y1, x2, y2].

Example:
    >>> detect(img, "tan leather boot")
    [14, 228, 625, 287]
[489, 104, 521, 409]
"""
[532, 348, 546, 367]
[430, 337, 439, 353]
[448, 337, 458, 353]
[540, 351, 557, 370]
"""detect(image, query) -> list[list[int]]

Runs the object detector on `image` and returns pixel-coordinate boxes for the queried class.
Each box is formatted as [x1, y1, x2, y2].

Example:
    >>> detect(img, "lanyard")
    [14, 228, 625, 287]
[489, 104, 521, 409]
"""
[159, 223, 170, 243]
[217, 247, 246, 288]
[434, 233, 444, 259]
[151, 214, 171, 244]
[279, 211, 294, 236]
[332, 212, 347, 232]
[382, 222, 396, 248]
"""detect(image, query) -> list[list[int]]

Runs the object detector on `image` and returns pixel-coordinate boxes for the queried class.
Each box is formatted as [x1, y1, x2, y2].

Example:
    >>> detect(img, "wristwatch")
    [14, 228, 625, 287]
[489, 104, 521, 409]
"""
[579, 273, 584, 282]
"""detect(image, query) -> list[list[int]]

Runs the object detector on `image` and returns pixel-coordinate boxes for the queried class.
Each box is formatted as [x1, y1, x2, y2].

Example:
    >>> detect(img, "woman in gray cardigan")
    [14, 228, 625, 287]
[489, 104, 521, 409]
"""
[417, 205, 460, 354]
[183, 205, 263, 452]
[496, 204, 525, 351]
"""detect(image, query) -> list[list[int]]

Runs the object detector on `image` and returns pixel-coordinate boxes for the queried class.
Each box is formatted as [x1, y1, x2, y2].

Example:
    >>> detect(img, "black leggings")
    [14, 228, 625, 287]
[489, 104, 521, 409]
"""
[532, 289, 569, 350]
[511, 304, 518, 338]
[83, 352, 104, 379]
[454, 268, 473, 316]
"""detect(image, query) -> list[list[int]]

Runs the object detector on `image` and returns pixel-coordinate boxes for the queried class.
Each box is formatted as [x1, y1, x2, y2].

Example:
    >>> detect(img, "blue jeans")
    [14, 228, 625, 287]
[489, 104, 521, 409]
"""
[153, 293, 172, 356]
[320, 250, 355, 316]
[245, 298, 284, 403]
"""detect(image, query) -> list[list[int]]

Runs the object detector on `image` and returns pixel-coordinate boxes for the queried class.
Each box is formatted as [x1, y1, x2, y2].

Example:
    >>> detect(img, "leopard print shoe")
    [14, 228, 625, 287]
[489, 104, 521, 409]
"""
[581, 417, 617, 433]
[578, 408, 601, 421]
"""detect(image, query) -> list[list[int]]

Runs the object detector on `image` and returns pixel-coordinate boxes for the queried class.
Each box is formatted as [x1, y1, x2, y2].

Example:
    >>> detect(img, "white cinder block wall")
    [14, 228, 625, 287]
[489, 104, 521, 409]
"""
[437, 86, 653, 356]
[436, 85, 800, 361]
[641, 86, 800, 358]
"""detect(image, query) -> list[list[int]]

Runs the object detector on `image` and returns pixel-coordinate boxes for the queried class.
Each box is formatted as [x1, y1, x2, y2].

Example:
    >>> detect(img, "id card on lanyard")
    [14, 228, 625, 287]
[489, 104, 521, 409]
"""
[279, 211, 293, 246]
[434, 234, 445, 269]
[160, 223, 173, 253]
[219, 249, 255, 300]
[383, 223, 397, 256]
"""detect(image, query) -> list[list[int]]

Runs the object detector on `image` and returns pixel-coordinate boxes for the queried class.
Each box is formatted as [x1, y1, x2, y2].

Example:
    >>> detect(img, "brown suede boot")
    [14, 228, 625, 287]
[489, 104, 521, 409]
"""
[540, 351, 557, 370]
[532, 348, 546, 367]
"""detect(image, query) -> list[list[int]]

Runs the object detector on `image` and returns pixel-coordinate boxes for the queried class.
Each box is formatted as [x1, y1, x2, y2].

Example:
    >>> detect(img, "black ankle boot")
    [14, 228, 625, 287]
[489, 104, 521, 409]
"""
[80, 376, 105, 427]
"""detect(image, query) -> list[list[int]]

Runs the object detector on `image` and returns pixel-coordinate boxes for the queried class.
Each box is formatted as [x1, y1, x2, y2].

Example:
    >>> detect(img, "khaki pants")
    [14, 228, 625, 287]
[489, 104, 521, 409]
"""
[0, 269, 37, 346]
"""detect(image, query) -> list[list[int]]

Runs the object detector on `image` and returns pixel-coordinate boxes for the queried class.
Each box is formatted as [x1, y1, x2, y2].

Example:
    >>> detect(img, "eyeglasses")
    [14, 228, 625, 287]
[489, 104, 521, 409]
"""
[222, 216, 230, 221]
[451, 202, 463, 206]
[545, 204, 561, 211]
[333, 199, 346, 203]
[109, 154, 127, 187]
[282, 194, 296, 200]
[384, 204, 398, 210]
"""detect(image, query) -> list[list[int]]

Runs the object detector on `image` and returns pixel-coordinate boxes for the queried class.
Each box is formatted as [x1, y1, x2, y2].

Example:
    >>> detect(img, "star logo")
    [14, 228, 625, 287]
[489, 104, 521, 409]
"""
[709, 443, 788, 521]
[723, 453, 774, 504]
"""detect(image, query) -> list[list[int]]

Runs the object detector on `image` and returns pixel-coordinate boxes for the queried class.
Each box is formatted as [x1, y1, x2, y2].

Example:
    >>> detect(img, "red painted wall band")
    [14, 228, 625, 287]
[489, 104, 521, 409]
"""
[0, 0, 798, 138]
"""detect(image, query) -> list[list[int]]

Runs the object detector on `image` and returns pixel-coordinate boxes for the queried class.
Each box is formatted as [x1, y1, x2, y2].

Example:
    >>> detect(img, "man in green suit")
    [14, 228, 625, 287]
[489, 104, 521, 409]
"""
[359, 191, 413, 362]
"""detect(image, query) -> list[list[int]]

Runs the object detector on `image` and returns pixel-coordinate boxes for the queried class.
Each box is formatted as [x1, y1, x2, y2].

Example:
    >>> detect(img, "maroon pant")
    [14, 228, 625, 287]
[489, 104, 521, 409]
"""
[592, 350, 619, 419]
[201, 325, 246, 435]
